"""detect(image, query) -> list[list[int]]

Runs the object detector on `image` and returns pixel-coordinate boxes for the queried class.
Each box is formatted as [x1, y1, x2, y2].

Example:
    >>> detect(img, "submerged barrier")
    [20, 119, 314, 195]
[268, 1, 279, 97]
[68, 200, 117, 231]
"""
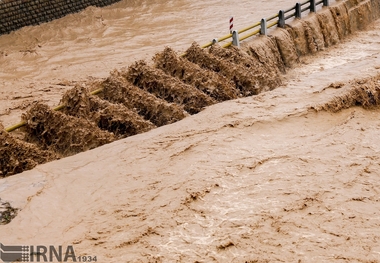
[4, 0, 337, 132]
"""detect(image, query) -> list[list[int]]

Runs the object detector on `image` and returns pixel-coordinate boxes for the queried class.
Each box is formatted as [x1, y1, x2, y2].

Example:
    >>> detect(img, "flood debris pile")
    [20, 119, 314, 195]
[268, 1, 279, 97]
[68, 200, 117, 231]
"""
[0, 198, 18, 225]
[60, 86, 155, 138]
[125, 60, 216, 114]
[314, 76, 380, 112]
[184, 43, 263, 96]
[0, 122, 57, 177]
[100, 71, 188, 127]
[22, 103, 115, 157]
[218, 41, 284, 89]
[154, 47, 239, 101]
[2, 0, 380, 177]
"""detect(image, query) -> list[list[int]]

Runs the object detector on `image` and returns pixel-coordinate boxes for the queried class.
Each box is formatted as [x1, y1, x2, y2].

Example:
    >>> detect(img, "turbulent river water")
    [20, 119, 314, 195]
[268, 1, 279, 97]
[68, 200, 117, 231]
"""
[2, 0, 380, 262]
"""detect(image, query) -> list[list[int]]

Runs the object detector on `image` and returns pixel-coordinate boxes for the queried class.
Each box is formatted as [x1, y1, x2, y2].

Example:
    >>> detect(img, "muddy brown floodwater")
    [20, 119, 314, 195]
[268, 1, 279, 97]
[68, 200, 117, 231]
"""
[2, 0, 380, 262]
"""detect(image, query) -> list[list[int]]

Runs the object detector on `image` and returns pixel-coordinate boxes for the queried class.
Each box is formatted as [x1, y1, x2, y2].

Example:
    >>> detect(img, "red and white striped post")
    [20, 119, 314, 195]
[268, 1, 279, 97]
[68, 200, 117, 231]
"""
[229, 16, 234, 33]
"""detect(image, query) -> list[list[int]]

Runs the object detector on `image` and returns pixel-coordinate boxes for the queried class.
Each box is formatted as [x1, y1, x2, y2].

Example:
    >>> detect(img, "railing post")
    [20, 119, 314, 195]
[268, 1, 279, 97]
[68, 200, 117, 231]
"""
[278, 10, 285, 28]
[295, 3, 302, 18]
[260, 18, 267, 35]
[230, 16, 234, 33]
[232, 30, 240, 48]
[310, 0, 316, 12]
[323, 0, 329, 6]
